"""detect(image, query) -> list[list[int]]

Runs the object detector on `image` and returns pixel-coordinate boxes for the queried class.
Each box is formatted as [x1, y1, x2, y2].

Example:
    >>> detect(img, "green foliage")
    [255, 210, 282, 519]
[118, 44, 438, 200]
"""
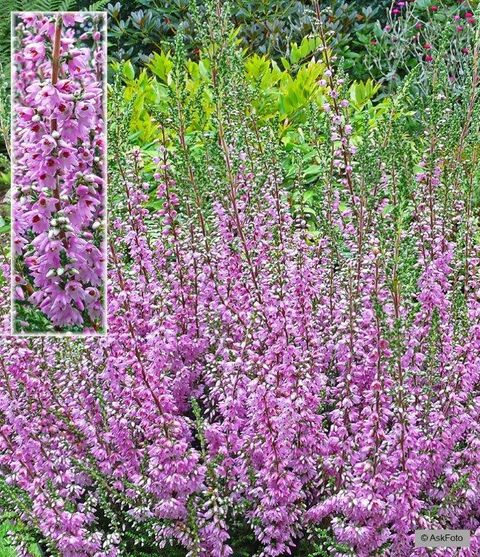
[0, 477, 45, 557]
[299, 527, 355, 556]
[363, 0, 478, 95]
[106, 0, 391, 72]
[111, 8, 415, 246]
[0, 522, 44, 557]
[0, 523, 16, 557]
[14, 302, 56, 333]
[114, 34, 391, 141]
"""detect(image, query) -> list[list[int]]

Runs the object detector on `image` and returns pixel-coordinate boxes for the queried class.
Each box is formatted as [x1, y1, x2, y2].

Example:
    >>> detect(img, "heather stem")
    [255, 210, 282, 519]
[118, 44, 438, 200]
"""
[50, 15, 62, 133]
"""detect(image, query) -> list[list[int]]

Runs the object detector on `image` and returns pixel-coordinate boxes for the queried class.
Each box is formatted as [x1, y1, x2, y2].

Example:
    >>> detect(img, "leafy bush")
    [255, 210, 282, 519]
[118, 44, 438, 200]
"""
[106, 0, 479, 92]
[113, 29, 395, 233]
[106, 0, 391, 75]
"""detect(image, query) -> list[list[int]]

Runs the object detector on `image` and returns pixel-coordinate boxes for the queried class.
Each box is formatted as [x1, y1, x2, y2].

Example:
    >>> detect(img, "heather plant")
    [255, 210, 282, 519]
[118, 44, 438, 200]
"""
[12, 12, 107, 333]
[0, 2, 110, 336]
[0, 3, 480, 556]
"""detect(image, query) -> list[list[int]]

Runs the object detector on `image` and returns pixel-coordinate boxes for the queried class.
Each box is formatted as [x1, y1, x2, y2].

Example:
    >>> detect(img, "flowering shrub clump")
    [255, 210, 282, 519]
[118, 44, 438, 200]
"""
[1, 5, 480, 551]
[0, 3, 480, 557]
[12, 12, 106, 333]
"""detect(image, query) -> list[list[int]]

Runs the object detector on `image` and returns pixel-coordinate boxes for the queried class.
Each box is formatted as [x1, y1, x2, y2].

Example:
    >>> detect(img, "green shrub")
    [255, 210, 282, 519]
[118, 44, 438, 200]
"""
[107, 0, 390, 75]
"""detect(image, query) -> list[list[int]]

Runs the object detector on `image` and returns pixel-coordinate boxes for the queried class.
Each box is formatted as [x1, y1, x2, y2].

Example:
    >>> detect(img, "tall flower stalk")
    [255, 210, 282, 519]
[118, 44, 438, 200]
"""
[12, 12, 106, 333]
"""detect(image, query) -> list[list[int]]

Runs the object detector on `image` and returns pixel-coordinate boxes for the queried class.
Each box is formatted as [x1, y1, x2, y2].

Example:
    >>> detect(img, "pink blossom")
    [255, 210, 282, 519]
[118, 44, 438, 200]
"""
[12, 13, 106, 332]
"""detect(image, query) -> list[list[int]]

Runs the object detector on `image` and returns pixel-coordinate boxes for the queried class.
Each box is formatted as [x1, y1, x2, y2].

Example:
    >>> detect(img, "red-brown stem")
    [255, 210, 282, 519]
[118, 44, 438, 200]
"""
[51, 15, 62, 133]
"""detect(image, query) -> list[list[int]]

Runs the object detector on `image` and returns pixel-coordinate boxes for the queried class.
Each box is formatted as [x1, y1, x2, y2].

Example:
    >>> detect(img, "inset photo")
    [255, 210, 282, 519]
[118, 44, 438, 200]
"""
[11, 11, 106, 334]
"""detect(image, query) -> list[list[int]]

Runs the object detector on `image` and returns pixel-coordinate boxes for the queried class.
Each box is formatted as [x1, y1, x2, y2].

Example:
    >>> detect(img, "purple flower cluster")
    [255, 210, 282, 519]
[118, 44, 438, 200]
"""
[12, 13, 106, 331]
[1, 123, 479, 555]
[1, 13, 480, 554]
